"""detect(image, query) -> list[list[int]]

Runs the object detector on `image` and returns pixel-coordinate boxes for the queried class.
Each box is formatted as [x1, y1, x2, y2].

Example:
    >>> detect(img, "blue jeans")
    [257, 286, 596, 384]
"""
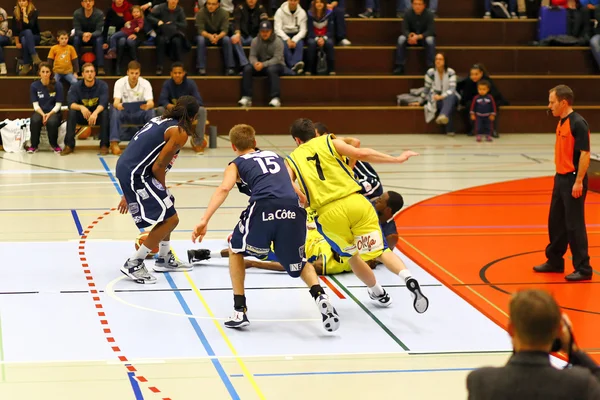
[233, 36, 253, 67]
[110, 107, 154, 143]
[395, 35, 436, 69]
[55, 73, 78, 85]
[591, 34, 600, 69]
[196, 35, 235, 70]
[306, 38, 335, 73]
[73, 35, 104, 67]
[0, 35, 10, 63]
[283, 38, 304, 68]
[109, 31, 128, 51]
[332, 7, 347, 41]
[19, 30, 40, 64]
[117, 36, 139, 62]
[436, 94, 458, 133]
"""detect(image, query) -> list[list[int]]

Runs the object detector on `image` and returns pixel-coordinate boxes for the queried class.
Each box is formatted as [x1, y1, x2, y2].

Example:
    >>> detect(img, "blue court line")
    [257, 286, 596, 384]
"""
[98, 156, 123, 196]
[127, 371, 145, 400]
[230, 367, 475, 378]
[164, 272, 240, 399]
[70, 210, 84, 236]
[403, 223, 600, 230]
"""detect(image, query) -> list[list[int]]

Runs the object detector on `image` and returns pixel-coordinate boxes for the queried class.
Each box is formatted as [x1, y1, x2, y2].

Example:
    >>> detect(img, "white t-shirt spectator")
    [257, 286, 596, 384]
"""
[113, 76, 154, 104]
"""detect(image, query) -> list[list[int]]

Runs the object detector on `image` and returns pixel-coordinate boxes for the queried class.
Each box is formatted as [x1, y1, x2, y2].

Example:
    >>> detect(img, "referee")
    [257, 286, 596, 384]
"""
[533, 85, 592, 281]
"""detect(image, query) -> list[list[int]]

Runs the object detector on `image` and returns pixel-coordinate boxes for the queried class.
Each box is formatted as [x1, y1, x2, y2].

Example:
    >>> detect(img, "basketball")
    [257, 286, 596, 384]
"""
[191, 135, 208, 154]
[134, 232, 159, 259]
[80, 52, 96, 64]
[76, 126, 92, 140]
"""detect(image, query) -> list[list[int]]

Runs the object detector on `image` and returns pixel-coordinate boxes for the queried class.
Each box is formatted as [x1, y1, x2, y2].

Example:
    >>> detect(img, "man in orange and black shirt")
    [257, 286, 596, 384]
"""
[533, 85, 592, 281]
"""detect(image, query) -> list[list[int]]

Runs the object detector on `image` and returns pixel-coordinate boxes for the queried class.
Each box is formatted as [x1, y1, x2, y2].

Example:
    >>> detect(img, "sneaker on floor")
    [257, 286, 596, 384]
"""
[52, 146, 62, 154]
[26, 146, 38, 154]
[358, 10, 375, 18]
[483, 11, 491, 18]
[153, 252, 193, 272]
[224, 309, 250, 328]
[406, 277, 429, 313]
[476, 135, 482, 142]
[436, 114, 449, 125]
[486, 135, 493, 142]
[120, 258, 157, 284]
[316, 294, 340, 332]
[339, 38, 351, 46]
[188, 249, 211, 263]
[269, 97, 281, 107]
[292, 61, 304, 75]
[238, 96, 252, 107]
[368, 287, 393, 307]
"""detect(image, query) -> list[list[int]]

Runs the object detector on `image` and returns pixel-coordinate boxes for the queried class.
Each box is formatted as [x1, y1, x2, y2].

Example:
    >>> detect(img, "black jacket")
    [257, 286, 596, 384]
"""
[233, 3, 268, 38]
[458, 75, 508, 108]
[402, 8, 435, 38]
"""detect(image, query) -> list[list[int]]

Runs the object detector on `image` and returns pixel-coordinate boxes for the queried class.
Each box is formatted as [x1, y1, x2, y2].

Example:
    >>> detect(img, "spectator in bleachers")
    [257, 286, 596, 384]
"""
[359, 0, 437, 19]
[63, 63, 109, 156]
[110, 60, 154, 156]
[102, 0, 133, 51]
[274, 0, 307, 74]
[306, 0, 335, 75]
[393, 0, 435, 75]
[231, 0, 269, 69]
[138, 0, 164, 41]
[326, 0, 351, 46]
[195, 0, 235, 76]
[73, 0, 106, 76]
[411, 52, 459, 136]
[12, 0, 41, 76]
[27, 62, 63, 154]
[590, 7, 600, 70]
[238, 20, 284, 107]
[48, 30, 79, 85]
[156, 62, 207, 152]
[458, 63, 507, 138]
[0, 7, 10, 75]
[105, 5, 145, 75]
[147, 0, 188, 76]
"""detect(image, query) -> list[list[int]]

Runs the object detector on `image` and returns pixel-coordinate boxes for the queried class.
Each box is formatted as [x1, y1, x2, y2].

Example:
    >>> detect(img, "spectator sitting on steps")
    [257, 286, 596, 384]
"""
[393, 0, 435, 75]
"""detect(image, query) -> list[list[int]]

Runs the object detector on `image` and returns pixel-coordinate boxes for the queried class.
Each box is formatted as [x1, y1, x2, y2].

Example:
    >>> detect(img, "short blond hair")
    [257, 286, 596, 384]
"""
[229, 124, 256, 151]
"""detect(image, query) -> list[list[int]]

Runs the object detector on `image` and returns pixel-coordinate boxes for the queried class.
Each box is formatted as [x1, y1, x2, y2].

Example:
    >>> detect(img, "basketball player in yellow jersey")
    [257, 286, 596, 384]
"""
[286, 118, 429, 313]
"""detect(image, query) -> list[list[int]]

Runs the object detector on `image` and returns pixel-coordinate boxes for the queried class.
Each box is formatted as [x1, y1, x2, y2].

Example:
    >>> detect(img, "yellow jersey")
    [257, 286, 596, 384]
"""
[287, 134, 362, 211]
[305, 229, 351, 275]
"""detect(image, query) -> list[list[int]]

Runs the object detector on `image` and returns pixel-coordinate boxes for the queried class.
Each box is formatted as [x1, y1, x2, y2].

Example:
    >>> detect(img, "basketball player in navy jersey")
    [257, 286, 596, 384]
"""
[191, 124, 340, 332]
[116, 96, 199, 284]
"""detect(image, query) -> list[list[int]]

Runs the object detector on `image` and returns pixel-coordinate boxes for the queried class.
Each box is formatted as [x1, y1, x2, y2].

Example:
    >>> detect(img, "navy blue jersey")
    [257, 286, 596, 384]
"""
[116, 116, 180, 181]
[232, 150, 298, 202]
[470, 94, 497, 117]
[353, 160, 383, 200]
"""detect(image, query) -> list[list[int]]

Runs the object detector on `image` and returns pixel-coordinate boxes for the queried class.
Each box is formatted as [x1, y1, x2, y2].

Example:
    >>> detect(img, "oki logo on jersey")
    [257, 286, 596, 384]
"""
[355, 231, 384, 254]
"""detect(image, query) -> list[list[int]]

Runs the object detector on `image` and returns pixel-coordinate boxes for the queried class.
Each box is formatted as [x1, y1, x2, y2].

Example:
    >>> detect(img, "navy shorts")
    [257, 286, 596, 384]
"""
[230, 199, 307, 278]
[117, 173, 177, 229]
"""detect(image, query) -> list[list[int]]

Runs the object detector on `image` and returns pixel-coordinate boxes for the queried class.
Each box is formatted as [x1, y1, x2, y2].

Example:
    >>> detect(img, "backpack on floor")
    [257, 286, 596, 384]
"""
[316, 49, 328, 75]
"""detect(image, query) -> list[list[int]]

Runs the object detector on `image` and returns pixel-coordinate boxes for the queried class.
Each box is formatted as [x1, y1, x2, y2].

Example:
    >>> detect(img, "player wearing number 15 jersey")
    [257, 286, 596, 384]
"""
[191, 124, 340, 332]
[286, 118, 429, 314]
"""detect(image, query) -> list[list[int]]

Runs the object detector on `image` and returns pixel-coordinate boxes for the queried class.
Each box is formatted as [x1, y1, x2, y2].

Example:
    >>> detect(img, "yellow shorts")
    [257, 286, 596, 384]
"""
[314, 193, 386, 262]
[306, 229, 352, 274]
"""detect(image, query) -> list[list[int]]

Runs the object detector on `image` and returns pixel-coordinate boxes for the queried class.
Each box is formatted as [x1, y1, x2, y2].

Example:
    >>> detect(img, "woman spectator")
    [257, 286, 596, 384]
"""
[306, 0, 335, 75]
[0, 7, 9, 75]
[458, 63, 508, 137]
[105, 4, 145, 76]
[411, 52, 460, 136]
[12, 0, 41, 76]
[102, 0, 132, 48]
[27, 62, 63, 154]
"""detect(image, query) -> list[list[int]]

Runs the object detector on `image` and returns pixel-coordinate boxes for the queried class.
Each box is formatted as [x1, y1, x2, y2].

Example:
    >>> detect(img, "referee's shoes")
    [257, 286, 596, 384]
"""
[533, 263, 592, 281]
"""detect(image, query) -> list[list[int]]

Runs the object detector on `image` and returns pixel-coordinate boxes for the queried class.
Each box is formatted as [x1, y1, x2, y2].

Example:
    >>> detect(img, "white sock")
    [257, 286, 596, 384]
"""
[158, 241, 170, 259]
[131, 244, 151, 261]
[210, 251, 222, 259]
[368, 283, 384, 296]
[399, 269, 412, 282]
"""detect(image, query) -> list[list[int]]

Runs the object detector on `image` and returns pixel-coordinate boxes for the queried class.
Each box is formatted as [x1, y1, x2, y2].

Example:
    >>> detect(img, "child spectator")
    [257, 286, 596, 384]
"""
[470, 80, 496, 142]
[48, 30, 79, 85]
[12, 0, 41, 76]
[27, 62, 63, 154]
[0, 7, 9, 75]
[105, 5, 144, 60]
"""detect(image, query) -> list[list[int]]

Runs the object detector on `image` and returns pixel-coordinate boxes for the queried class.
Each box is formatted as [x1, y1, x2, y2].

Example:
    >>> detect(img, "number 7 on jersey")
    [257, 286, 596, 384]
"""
[307, 153, 326, 180]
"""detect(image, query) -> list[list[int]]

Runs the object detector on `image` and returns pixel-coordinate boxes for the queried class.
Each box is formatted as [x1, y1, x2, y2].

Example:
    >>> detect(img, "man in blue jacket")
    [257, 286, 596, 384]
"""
[62, 63, 109, 156]
[156, 62, 207, 152]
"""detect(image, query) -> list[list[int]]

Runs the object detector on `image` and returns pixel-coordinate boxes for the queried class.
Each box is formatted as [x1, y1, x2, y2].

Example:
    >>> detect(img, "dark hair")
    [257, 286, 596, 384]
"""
[290, 118, 317, 143]
[162, 95, 200, 135]
[435, 52, 448, 71]
[387, 191, 404, 215]
[171, 62, 185, 72]
[471, 63, 489, 77]
[477, 80, 491, 90]
[510, 289, 561, 347]
[56, 30, 68, 37]
[127, 60, 141, 71]
[314, 122, 329, 135]
[550, 85, 574, 106]
[37, 61, 56, 93]
[310, 0, 326, 19]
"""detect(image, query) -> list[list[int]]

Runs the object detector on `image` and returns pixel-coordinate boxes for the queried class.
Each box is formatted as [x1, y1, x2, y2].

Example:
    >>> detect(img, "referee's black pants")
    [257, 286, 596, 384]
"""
[545, 173, 592, 275]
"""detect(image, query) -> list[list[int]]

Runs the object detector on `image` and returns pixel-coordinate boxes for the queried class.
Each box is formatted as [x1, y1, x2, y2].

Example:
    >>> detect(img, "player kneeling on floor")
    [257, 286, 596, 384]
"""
[115, 95, 200, 284]
[191, 124, 340, 332]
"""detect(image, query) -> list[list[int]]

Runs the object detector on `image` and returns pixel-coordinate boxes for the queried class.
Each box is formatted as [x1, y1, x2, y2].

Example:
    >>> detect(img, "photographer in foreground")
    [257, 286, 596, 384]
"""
[467, 289, 600, 399]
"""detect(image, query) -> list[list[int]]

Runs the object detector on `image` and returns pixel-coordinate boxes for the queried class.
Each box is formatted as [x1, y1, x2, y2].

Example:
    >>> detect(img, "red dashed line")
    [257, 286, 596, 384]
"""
[78, 207, 171, 399]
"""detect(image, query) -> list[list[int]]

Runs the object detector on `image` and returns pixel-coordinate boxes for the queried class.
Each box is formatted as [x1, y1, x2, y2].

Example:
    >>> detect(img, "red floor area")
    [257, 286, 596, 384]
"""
[395, 176, 600, 360]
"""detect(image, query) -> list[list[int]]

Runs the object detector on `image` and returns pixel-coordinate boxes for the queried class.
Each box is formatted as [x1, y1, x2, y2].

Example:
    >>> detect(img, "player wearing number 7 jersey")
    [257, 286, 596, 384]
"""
[191, 124, 340, 332]
[286, 118, 429, 314]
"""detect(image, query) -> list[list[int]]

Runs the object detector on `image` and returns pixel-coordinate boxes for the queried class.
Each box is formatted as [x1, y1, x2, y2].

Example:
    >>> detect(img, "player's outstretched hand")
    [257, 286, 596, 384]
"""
[117, 196, 129, 214]
[397, 150, 420, 163]
[192, 221, 208, 243]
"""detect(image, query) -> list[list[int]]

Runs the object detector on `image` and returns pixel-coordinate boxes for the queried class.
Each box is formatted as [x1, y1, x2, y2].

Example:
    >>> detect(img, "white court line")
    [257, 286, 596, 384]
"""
[105, 275, 320, 323]
[0, 168, 224, 175]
